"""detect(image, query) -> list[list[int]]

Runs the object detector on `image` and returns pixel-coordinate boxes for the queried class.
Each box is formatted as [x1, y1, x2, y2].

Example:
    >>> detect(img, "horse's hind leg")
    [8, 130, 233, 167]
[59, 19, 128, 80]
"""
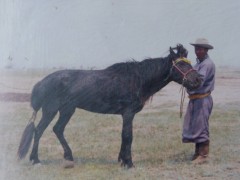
[53, 107, 75, 165]
[30, 109, 57, 164]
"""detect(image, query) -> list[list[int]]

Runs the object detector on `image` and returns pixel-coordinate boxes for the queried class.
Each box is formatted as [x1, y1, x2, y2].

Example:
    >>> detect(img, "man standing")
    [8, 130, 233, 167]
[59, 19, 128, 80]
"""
[182, 38, 215, 164]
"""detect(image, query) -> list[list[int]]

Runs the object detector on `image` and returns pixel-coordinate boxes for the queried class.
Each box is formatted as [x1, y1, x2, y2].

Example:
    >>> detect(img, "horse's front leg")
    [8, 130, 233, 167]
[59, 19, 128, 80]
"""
[118, 111, 135, 168]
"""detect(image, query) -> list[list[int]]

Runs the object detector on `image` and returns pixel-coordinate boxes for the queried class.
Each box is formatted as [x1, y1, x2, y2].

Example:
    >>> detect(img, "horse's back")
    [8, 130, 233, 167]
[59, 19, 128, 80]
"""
[31, 68, 142, 114]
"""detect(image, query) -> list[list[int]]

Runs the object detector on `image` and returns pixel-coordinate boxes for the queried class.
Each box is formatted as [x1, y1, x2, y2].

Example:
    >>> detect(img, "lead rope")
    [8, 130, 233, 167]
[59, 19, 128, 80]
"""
[179, 84, 186, 118]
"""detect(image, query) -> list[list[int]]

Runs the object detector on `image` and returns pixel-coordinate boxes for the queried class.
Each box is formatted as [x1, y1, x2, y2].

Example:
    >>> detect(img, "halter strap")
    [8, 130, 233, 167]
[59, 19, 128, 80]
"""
[172, 58, 195, 80]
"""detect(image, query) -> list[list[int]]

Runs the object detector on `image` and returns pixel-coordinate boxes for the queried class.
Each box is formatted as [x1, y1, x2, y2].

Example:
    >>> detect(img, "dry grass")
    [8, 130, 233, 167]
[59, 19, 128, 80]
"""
[0, 69, 240, 179]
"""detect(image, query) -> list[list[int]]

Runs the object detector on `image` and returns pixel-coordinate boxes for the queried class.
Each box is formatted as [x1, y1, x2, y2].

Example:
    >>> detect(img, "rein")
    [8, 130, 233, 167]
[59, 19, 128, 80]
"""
[179, 84, 186, 118]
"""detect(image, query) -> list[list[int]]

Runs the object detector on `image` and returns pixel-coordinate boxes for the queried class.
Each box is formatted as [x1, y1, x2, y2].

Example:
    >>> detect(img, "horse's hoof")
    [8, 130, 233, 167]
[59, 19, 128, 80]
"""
[63, 160, 74, 168]
[120, 161, 135, 169]
[31, 159, 41, 165]
[125, 163, 135, 169]
[128, 164, 135, 169]
[33, 162, 42, 167]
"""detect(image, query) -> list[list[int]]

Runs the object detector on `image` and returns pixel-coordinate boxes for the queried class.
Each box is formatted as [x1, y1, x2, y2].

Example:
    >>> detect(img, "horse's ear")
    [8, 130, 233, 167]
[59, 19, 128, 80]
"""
[169, 47, 177, 60]
[177, 44, 183, 49]
[169, 47, 175, 55]
[183, 49, 188, 58]
[177, 44, 188, 58]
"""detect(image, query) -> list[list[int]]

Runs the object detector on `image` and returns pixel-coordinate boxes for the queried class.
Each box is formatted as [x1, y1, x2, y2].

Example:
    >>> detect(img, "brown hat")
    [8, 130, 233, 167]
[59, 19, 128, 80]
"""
[190, 38, 214, 49]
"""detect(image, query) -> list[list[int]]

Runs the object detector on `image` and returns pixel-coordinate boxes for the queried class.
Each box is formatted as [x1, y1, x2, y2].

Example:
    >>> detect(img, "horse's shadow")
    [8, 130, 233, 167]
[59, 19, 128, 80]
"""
[135, 151, 192, 166]
[167, 151, 192, 164]
[26, 151, 191, 167]
[40, 157, 119, 166]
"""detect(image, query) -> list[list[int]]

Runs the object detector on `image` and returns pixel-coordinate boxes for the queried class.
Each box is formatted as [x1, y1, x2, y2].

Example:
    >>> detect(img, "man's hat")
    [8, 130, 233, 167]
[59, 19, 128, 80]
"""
[190, 38, 214, 49]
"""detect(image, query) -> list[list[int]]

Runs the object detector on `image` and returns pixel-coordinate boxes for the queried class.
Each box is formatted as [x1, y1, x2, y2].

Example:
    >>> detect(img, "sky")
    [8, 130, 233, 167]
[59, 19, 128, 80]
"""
[0, 0, 240, 69]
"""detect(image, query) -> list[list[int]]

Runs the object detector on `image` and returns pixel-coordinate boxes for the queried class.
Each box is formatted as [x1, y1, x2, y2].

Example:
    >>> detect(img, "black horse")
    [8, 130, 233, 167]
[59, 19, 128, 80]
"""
[18, 44, 201, 168]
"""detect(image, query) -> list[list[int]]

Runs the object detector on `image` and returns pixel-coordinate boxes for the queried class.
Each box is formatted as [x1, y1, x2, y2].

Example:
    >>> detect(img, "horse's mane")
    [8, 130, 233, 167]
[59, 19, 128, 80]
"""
[106, 59, 139, 74]
[105, 56, 170, 81]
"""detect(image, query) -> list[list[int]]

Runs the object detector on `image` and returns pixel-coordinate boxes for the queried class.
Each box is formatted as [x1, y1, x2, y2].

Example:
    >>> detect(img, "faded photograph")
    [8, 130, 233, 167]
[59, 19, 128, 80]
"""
[0, 1, 240, 179]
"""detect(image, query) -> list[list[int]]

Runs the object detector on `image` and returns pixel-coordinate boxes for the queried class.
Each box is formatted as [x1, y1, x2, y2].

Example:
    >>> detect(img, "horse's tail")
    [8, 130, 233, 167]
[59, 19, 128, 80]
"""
[17, 111, 37, 160]
[17, 81, 45, 160]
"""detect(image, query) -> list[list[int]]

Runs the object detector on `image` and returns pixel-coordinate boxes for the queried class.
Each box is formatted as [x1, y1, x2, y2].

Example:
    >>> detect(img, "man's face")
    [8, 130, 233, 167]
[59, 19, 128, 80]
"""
[194, 46, 208, 60]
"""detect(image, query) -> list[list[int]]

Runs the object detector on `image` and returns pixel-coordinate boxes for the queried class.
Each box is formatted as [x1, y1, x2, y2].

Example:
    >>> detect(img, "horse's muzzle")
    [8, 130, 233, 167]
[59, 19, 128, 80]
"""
[183, 75, 202, 90]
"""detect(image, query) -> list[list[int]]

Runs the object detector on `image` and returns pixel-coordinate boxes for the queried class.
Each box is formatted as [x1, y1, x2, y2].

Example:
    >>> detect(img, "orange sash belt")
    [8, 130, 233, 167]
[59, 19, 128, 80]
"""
[188, 92, 211, 100]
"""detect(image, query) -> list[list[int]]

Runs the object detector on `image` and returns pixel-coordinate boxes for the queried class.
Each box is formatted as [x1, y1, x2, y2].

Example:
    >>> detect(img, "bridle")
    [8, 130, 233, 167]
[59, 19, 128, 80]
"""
[165, 57, 195, 82]
[172, 57, 196, 82]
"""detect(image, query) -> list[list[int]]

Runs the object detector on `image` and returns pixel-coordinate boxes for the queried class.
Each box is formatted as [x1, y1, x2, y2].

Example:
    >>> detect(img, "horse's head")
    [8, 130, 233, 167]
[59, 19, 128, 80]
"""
[168, 44, 202, 90]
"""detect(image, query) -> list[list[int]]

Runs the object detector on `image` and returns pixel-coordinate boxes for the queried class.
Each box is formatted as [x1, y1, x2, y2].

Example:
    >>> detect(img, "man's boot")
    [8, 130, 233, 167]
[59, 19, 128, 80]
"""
[192, 140, 209, 164]
[191, 143, 200, 161]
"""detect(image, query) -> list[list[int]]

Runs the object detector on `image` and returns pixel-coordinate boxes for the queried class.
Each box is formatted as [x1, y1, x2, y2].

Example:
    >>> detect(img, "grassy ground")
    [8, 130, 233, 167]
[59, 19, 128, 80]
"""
[0, 69, 240, 179]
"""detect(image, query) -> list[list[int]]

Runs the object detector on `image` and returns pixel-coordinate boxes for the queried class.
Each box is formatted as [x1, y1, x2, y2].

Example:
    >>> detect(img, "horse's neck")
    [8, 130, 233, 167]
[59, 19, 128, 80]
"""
[140, 57, 172, 96]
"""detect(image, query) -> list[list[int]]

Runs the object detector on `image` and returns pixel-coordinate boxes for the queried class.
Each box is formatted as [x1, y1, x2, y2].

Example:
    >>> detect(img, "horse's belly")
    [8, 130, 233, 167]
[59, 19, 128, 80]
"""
[76, 101, 124, 114]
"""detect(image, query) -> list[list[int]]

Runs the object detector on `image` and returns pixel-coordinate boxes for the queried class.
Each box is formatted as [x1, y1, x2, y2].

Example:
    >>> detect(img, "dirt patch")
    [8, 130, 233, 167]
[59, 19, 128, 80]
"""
[0, 92, 30, 102]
